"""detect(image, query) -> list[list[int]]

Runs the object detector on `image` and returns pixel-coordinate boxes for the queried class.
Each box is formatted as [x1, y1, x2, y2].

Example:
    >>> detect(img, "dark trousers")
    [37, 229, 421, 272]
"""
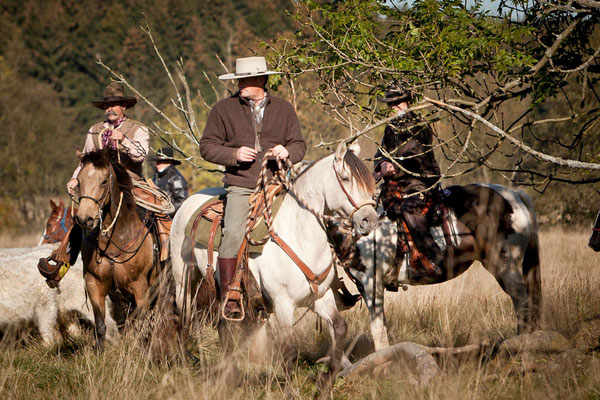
[382, 179, 443, 265]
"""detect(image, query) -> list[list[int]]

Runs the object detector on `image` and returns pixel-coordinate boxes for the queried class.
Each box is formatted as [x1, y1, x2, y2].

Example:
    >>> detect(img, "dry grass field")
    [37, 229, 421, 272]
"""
[1, 227, 599, 399]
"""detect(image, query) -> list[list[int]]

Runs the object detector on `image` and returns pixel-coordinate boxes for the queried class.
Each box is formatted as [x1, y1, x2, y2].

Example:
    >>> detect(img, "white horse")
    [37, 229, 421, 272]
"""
[170, 142, 378, 384]
[339, 183, 542, 351]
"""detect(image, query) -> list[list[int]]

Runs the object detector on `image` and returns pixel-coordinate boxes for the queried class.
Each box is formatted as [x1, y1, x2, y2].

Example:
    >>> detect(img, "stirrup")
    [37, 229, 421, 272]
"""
[221, 292, 245, 322]
[37, 257, 71, 288]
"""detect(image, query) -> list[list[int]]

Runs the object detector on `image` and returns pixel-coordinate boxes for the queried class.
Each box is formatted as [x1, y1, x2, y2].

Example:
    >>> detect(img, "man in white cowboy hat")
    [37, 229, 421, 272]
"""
[200, 56, 306, 316]
[152, 146, 189, 216]
[38, 82, 151, 287]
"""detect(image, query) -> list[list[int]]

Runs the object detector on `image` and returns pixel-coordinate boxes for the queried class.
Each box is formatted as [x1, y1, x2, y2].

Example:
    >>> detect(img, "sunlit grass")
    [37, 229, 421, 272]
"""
[0, 227, 599, 399]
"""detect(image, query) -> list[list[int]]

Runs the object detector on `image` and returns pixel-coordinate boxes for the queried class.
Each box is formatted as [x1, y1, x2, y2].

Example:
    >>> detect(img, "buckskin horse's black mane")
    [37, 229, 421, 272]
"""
[80, 148, 136, 209]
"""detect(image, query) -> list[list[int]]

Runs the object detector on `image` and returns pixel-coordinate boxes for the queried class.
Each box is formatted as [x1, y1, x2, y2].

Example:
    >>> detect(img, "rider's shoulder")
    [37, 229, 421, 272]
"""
[88, 121, 107, 134]
[121, 119, 145, 130]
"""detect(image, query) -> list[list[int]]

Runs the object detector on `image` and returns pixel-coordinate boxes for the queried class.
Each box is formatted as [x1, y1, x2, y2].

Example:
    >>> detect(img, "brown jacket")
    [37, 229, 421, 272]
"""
[374, 111, 440, 187]
[200, 92, 306, 189]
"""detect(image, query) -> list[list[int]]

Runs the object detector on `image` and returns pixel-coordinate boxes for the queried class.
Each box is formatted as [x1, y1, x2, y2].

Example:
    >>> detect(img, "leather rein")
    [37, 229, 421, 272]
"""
[249, 157, 375, 295]
[77, 162, 149, 264]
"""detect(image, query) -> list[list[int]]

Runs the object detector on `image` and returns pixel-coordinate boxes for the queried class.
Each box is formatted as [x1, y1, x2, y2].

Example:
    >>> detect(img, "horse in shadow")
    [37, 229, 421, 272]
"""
[335, 183, 542, 351]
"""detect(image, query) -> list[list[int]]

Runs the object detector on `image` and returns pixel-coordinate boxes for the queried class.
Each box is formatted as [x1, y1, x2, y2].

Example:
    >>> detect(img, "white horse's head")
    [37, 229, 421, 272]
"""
[331, 141, 378, 236]
[294, 141, 378, 236]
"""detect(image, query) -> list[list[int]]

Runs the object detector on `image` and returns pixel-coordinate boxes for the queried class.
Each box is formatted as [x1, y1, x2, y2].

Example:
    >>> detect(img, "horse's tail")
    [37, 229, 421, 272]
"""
[516, 190, 542, 330]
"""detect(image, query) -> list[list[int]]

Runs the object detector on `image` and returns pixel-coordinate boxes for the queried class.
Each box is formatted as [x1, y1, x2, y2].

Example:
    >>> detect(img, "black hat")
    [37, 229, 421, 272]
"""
[92, 82, 137, 109]
[378, 84, 412, 104]
[152, 147, 181, 165]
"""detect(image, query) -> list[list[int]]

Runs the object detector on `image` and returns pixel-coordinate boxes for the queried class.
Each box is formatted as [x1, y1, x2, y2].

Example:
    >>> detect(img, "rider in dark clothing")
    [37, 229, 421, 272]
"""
[152, 147, 189, 216]
[374, 86, 443, 275]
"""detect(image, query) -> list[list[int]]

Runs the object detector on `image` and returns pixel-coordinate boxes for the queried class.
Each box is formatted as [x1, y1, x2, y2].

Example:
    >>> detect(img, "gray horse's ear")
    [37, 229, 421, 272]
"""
[334, 141, 348, 162]
[75, 147, 83, 161]
[349, 141, 361, 157]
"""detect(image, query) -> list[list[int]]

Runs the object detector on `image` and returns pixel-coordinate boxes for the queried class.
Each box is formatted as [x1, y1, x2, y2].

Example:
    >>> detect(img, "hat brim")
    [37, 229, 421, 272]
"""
[92, 97, 137, 109]
[218, 71, 282, 81]
[153, 157, 181, 165]
[378, 94, 411, 104]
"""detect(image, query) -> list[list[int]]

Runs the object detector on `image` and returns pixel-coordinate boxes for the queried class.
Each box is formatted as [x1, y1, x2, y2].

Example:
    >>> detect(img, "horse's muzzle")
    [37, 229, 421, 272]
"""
[74, 214, 98, 231]
[353, 207, 378, 236]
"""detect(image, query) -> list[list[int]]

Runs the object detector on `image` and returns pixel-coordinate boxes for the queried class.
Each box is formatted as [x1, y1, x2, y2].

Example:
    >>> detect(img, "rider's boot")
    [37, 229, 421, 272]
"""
[38, 225, 82, 288]
[218, 257, 242, 317]
[403, 212, 444, 277]
[156, 215, 172, 262]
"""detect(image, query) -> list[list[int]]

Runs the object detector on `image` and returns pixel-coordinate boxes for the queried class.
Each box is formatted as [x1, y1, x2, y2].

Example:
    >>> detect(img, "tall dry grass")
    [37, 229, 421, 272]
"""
[0, 227, 599, 399]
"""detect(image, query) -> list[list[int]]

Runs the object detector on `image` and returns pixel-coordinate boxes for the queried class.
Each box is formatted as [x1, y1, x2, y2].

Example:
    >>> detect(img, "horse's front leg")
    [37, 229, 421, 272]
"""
[366, 264, 390, 351]
[313, 289, 347, 392]
[272, 296, 298, 374]
[85, 273, 109, 352]
[130, 277, 151, 316]
[494, 243, 530, 333]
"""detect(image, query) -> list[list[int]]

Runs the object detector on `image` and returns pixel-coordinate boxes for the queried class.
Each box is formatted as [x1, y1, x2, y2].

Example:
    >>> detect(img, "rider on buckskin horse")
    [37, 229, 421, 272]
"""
[373, 85, 443, 278]
[38, 82, 171, 287]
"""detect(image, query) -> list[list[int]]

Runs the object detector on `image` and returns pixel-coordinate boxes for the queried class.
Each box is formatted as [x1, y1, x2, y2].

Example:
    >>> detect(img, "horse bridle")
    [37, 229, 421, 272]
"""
[42, 207, 70, 243]
[333, 162, 376, 221]
[76, 166, 123, 236]
[79, 174, 112, 210]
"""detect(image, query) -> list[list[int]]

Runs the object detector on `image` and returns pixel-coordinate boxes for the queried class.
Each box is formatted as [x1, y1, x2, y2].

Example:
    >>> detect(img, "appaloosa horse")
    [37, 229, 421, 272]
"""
[39, 200, 76, 245]
[74, 148, 176, 354]
[590, 203, 600, 252]
[170, 142, 378, 386]
[340, 183, 542, 351]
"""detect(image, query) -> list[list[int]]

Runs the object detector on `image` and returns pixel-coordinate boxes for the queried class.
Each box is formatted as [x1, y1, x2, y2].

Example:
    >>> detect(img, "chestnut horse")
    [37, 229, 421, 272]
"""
[74, 148, 176, 354]
[39, 200, 76, 245]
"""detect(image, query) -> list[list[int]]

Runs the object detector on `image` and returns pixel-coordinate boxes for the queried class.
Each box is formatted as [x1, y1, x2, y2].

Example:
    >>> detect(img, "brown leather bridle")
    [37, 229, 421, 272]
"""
[333, 162, 376, 220]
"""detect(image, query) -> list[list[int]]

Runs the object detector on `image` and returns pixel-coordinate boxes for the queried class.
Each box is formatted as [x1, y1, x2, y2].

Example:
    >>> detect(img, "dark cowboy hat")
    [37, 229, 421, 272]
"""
[378, 84, 412, 104]
[92, 82, 137, 109]
[152, 147, 181, 165]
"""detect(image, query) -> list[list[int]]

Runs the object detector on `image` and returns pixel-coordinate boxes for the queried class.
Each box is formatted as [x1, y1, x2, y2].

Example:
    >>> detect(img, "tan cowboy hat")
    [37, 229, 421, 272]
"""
[92, 82, 137, 109]
[218, 56, 282, 81]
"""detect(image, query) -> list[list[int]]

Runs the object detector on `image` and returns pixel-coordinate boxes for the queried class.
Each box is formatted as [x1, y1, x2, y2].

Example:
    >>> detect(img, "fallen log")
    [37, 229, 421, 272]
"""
[338, 342, 440, 384]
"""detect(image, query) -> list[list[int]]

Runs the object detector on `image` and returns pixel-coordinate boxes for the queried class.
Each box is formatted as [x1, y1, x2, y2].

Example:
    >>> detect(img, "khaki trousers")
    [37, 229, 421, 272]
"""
[219, 185, 254, 258]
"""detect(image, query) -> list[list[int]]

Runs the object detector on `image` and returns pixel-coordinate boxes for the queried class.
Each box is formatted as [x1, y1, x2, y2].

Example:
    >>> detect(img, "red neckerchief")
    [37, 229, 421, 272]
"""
[101, 115, 128, 149]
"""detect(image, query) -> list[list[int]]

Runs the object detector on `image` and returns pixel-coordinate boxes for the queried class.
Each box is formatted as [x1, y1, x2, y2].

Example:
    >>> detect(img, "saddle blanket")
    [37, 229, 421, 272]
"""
[184, 192, 286, 254]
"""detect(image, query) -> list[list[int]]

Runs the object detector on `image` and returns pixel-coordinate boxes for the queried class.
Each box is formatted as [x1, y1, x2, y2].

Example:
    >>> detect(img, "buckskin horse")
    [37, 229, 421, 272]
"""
[169, 142, 378, 386]
[74, 148, 177, 355]
[39, 200, 76, 245]
[337, 183, 542, 351]
[590, 203, 600, 252]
